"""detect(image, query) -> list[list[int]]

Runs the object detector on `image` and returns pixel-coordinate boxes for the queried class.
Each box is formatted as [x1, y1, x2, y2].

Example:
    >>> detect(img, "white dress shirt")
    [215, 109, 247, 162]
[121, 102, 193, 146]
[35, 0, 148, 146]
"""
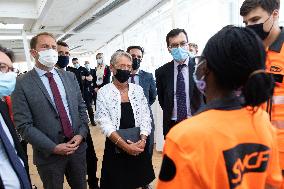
[172, 57, 191, 120]
[0, 113, 23, 189]
[34, 66, 72, 126]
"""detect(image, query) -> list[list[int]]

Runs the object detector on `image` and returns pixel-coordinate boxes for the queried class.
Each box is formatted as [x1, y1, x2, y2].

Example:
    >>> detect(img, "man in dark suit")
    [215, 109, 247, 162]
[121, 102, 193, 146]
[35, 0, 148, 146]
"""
[0, 45, 31, 189]
[92, 53, 111, 106]
[127, 45, 157, 189]
[155, 28, 204, 137]
[12, 32, 88, 189]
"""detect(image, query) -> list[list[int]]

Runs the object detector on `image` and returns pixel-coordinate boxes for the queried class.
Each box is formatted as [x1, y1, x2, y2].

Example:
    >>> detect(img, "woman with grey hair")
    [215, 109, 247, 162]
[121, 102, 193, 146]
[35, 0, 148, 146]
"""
[95, 51, 155, 189]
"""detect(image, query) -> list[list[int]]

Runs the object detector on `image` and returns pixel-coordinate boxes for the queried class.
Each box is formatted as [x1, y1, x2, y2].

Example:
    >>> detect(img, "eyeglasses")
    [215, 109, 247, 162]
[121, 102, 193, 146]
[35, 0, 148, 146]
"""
[0, 63, 17, 73]
[168, 41, 188, 49]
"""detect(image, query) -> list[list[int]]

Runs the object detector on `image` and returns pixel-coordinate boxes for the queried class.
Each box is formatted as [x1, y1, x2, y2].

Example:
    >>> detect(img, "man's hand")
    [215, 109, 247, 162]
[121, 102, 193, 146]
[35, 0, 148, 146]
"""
[94, 88, 99, 93]
[67, 135, 83, 148]
[53, 143, 79, 156]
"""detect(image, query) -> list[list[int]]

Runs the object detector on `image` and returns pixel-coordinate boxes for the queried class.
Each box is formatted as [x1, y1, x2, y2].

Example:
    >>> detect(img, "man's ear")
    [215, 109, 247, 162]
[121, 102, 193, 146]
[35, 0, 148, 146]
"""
[30, 49, 37, 59]
[167, 47, 171, 54]
[272, 9, 280, 19]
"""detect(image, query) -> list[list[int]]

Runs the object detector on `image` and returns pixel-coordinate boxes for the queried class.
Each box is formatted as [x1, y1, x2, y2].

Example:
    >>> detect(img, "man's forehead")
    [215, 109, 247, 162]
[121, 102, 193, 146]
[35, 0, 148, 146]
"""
[0, 52, 12, 67]
[37, 35, 56, 44]
[243, 6, 269, 21]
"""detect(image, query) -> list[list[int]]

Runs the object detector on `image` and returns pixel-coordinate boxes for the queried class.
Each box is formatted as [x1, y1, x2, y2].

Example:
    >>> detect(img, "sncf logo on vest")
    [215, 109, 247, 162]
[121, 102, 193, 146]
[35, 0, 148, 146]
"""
[223, 143, 270, 189]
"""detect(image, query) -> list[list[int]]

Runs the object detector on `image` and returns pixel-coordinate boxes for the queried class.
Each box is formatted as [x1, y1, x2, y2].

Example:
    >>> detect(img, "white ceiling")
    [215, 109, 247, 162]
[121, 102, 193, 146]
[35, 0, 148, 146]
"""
[0, 0, 168, 62]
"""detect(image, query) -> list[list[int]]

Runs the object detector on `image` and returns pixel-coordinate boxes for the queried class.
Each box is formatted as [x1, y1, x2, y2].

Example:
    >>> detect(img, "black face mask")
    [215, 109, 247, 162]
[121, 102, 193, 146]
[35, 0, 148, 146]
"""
[57, 56, 69, 68]
[114, 69, 131, 83]
[132, 58, 141, 70]
[246, 17, 273, 40]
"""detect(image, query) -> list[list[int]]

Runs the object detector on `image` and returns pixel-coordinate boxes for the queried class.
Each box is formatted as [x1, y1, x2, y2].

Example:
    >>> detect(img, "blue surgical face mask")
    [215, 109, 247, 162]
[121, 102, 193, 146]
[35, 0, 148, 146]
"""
[0, 72, 17, 97]
[171, 47, 189, 62]
[74, 63, 80, 69]
[85, 64, 90, 70]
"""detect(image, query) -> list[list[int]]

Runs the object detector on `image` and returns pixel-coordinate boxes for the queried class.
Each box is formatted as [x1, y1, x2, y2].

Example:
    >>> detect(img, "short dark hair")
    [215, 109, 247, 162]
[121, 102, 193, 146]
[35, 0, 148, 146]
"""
[203, 25, 274, 107]
[72, 58, 78, 62]
[57, 41, 69, 47]
[126, 46, 144, 55]
[240, 0, 280, 16]
[0, 45, 15, 62]
[96, 53, 103, 59]
[30, 32, 56, 49]
[166, 28, 188, 47]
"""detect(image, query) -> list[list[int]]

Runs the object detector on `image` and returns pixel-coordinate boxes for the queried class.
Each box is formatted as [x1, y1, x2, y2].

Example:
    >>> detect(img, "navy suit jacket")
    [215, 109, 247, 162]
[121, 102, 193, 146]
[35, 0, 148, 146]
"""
[138, 70, 157, 106]
[0, 100, 31, 188]
[155, 59, 204, 136]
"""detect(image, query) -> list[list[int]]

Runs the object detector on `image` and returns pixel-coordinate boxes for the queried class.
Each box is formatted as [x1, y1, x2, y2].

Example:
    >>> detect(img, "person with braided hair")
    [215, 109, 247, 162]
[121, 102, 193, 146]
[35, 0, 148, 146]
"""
[157, 26, 282, 189]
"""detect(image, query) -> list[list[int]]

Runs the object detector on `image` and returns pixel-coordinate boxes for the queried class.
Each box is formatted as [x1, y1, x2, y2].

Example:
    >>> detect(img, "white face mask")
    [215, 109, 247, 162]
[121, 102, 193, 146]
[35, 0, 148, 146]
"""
[38, 49, 58, 68]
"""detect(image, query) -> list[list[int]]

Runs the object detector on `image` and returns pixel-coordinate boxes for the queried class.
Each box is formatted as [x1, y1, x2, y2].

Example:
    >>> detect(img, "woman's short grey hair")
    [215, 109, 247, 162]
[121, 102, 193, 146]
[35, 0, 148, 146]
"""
[110, 51, 132, 66]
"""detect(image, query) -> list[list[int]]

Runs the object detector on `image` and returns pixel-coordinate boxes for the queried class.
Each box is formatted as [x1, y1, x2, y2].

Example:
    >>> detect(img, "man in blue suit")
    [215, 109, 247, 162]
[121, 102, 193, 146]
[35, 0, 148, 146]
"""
[127, 45, 156, 189]
[127, 46, 156, 149]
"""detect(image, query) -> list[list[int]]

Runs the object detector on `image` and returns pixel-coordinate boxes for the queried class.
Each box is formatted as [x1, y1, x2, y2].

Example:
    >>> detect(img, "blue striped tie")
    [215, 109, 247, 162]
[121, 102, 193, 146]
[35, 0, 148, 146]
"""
[176, 64, 187, 122]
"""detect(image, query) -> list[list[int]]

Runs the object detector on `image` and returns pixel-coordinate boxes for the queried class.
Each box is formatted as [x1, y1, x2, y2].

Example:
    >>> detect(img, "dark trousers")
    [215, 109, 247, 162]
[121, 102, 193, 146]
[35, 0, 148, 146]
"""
[37, 143, 87, 189]
[86, 129, 99, 188]
[83, 93, 94, 124]
[164, 120, 178, 139]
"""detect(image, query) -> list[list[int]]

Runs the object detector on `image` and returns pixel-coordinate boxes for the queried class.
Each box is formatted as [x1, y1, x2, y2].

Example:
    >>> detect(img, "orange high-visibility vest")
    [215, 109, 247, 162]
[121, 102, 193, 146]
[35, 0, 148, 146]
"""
[157, 108, 282, 189]
[265, 28, 284, 169]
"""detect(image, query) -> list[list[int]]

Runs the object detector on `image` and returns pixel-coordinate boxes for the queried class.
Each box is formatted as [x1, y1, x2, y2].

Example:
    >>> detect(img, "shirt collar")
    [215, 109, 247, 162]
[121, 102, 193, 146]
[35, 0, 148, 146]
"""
[174, 57, 189, 68]
[268, 27, 284, 53]
[34, 66, 57, 77]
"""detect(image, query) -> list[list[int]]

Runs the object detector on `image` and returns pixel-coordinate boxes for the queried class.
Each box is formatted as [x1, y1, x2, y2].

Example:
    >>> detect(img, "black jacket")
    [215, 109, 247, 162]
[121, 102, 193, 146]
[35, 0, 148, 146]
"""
[155, 59, 204, 136]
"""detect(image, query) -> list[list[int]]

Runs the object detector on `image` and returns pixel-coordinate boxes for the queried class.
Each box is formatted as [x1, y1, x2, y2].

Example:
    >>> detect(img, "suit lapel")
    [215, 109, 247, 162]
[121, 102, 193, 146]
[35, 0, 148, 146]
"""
[0, 101, 26, 162]
[138, 70, 145, 87]
[30, 69, 56, 110]
[56, 70, 74, 122]
[188, 59, 194, 99]
[168, 61, 174, 105]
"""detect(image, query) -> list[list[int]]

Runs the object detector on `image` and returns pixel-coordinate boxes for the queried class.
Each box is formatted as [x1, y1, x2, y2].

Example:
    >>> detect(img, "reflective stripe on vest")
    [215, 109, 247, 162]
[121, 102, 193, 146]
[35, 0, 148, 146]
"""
[273, 96, 284, 105]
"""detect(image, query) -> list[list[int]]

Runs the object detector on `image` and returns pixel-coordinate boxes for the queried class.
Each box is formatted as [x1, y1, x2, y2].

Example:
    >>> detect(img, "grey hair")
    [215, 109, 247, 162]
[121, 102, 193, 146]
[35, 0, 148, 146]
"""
[110, 51, 132, 66]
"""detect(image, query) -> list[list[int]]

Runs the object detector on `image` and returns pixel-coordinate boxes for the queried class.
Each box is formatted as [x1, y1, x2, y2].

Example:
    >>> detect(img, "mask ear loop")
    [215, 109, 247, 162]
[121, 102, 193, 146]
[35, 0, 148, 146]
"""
[264, 14, 274, 33]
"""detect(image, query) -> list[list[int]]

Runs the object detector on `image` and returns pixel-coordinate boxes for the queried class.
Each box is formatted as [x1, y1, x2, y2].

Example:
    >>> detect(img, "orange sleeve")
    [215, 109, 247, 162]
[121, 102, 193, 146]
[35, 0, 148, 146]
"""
[157, 138, 203, 189]
[266, 126, 283, 188]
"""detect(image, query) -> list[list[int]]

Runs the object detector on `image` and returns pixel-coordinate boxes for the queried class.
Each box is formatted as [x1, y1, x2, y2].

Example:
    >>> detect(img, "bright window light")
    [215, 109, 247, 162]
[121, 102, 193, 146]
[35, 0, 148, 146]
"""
[0, 35, 33, 40]
[0, 23, 24, 30]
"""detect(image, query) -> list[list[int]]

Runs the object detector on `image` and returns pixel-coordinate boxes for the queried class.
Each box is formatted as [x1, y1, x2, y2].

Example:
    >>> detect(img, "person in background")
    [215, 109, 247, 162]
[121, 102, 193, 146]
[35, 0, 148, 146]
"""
[157, 26, 282, 189]
[93, 53, 111, 106]
[188, 43, 198, 56]
[0, 45, 32, 189]
[12, 32, 88, 189]
[95, 51, 155, 189]
[241, 1, 284, 186]
[155, 28, 204, 137]
[126, 46, 157, 185]
[55, 41, 70, 70]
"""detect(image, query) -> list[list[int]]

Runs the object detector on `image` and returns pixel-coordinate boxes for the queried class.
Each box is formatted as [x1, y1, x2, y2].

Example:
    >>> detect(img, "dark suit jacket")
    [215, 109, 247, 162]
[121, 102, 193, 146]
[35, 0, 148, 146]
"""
[155, 59, 204, 136]
[92, 65, 111, 89]
[0, 100, 31, 188]
[137, 70, 157, 156]
[138, 70, 157, 106]
[11, 68, 88, 166]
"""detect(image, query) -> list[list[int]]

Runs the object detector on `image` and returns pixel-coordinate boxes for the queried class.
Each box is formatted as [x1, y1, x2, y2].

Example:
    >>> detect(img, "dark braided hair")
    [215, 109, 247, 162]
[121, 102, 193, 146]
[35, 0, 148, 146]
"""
[203, 25, 274, 107]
